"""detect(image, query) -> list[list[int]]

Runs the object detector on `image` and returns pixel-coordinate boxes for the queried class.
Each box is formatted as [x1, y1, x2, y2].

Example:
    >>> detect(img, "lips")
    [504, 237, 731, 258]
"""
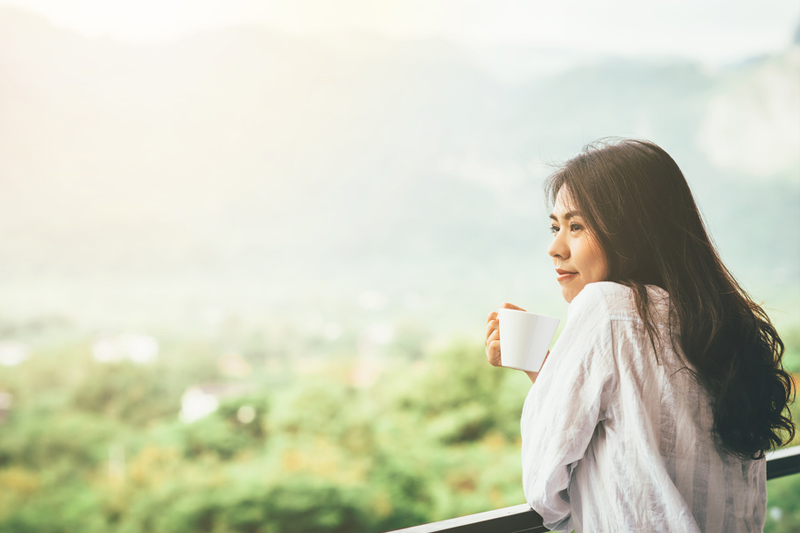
[556, 268, 578, 282]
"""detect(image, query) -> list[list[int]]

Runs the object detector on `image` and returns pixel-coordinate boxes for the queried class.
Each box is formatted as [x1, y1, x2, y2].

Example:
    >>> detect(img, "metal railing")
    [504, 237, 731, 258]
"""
[389, 445, 800, 533]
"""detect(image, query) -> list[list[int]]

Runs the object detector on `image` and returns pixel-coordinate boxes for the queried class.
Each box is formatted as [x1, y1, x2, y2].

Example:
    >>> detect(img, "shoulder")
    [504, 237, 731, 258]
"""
[557, 283, 622, 348]
[568, 282, 632, 320]
[545, 284, 619, 379]
[569, 282, 669, 324]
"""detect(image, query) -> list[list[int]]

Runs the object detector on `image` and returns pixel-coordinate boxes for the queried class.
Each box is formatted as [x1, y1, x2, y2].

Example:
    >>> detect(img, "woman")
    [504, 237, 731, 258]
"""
[484, 139, 795, 532]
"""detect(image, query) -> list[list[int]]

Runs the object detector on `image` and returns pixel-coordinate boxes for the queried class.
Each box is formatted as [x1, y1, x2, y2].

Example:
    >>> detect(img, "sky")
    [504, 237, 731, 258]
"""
[1, 0, 799, 64]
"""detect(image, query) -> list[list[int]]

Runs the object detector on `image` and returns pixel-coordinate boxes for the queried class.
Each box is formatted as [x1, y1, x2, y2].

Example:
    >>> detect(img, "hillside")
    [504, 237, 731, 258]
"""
[0, 7, 797, 331]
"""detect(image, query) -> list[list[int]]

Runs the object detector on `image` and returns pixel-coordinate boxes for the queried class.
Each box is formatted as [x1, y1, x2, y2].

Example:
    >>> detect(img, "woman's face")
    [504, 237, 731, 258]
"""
[547, 187, 610, 303]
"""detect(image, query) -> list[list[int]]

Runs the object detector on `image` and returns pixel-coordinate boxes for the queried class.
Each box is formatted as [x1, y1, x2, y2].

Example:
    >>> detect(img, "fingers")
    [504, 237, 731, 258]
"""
[486, 338, 501, 366]
[485, 320, 501, 365]
[486, 304, 524, 368]
[485, 318, 498, 342]
[485, 323, 499, 345]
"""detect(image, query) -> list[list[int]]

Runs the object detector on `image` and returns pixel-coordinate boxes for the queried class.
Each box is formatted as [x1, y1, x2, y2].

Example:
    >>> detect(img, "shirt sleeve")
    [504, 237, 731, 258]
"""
[520, 283, 617, 530]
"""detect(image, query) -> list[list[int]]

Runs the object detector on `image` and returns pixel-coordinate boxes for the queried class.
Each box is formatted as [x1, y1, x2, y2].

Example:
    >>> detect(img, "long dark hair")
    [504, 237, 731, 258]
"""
[546, 138, 795, 459]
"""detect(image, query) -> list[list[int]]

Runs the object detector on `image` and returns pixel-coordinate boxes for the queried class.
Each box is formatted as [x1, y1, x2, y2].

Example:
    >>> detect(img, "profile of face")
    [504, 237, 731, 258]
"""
[547, 187, 610, 303]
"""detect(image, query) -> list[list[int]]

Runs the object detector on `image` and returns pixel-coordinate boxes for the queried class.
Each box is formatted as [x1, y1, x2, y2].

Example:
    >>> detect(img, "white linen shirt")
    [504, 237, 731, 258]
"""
[520, 282, 765, 532]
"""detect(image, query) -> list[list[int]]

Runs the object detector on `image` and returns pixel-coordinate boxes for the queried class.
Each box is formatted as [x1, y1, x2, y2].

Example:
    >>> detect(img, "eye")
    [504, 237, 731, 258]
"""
[550, 224, 559, 235]
[570, 222, 583, 232]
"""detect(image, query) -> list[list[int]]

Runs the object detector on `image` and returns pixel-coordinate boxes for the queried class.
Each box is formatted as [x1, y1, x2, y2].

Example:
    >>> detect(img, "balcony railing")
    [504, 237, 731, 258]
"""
[389, 445, 800, 533]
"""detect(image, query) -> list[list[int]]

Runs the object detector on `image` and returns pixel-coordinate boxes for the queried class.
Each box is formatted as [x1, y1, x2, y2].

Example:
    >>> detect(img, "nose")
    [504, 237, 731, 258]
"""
[548, 229, 569, 260]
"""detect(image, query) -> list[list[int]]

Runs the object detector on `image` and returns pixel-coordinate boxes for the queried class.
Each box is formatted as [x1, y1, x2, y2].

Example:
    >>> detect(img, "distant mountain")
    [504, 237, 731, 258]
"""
[0, 7, 797, 329]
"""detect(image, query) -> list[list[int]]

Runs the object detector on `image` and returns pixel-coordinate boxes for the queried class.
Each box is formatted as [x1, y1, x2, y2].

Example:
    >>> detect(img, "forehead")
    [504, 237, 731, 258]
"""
[552, 187, 578, 215]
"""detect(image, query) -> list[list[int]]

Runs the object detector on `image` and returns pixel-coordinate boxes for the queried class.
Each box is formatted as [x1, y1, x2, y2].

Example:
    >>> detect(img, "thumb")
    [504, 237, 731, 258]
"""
[501, 302, 527, 312]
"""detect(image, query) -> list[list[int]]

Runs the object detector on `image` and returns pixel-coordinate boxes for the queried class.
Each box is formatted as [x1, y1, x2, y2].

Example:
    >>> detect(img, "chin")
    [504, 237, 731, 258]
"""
[562, 283, 586, 303]
[561, 287, 576, 303]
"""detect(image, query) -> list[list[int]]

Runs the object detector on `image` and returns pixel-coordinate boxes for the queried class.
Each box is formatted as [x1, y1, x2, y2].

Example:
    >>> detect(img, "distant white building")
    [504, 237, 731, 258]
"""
[179, 383, 252, 423]
[92, 334, 159, 364]
[179, 386, 220, 423]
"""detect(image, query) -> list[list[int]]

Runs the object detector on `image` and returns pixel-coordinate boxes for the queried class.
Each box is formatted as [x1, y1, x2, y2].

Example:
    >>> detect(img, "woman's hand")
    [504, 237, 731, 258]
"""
[485, 302, 527, 366]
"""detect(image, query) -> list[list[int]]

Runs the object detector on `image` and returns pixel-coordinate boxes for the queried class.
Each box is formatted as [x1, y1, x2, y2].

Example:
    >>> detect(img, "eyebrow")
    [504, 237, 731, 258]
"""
[549, 211, 581, 221]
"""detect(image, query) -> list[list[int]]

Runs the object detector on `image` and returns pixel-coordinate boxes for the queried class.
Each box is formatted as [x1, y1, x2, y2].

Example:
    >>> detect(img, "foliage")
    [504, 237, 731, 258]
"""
[0, 327, 796, 532]
[781, 327, 800, 374]
[766, 474, 800, 533]
[0, 334, 534, 532]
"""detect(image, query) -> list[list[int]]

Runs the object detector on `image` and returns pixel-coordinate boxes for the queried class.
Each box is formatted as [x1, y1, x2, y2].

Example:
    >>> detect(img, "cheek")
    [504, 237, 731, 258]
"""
[584, 240, 609, 281]
[593, 251, 610, 281]
[594, 259, 610, 282]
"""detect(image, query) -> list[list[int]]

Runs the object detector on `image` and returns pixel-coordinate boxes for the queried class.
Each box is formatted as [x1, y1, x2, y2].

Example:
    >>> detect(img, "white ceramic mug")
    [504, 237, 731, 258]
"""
[498, 309, 560, 372]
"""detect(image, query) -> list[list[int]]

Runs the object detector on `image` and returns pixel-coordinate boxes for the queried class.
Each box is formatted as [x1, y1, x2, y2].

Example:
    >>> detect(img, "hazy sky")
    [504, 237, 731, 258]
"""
[2, 0, 799, 64]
